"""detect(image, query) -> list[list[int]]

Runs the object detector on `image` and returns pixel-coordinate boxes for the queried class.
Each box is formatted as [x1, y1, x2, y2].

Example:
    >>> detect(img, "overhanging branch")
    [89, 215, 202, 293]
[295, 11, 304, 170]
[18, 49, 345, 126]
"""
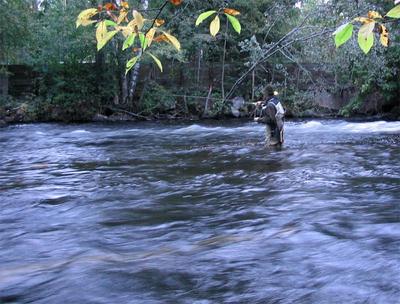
[225, 24, 333, 100]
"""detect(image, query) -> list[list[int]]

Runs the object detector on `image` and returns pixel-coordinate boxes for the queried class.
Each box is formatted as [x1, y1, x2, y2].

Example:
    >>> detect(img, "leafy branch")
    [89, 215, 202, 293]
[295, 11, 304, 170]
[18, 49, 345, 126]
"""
[76, 1, 183, 75]
[333, 5, 400, 54]
[76, 1, 243, 76]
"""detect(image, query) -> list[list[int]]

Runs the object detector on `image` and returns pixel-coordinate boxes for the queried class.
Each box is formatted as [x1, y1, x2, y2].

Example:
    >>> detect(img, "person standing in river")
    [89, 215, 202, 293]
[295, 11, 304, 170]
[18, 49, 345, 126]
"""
[254, 85, 285, 146]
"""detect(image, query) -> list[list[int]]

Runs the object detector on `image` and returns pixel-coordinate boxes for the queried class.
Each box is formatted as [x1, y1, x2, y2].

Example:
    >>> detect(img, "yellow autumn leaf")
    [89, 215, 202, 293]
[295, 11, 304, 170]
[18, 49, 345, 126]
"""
[162, 31, 181, 51]
[368, 11, 382, 19]
[97, 30, 118, 50]
[96, 21, 107, 43]
[210, 15, 220, 37]
[127, 19, 138, 29]
[155, 19, 165, 27]
[146, 28, 157, 47]
[354, 17, 374, 24]
[117, 10, 128, 24]
[76, 8, 98, 28]
[380, 24, 389, 47]
[121, 1, 129, 9]
[128, 19, 138, 33]
[133, 10, 144, 30]
[80, 19, 97, 27]
[359, 21, 375, 37]
[115, 26, 130, 38]
[96, 21, 117, 50]
[118, 19, 138, 37]
[117, 26, 129, 37]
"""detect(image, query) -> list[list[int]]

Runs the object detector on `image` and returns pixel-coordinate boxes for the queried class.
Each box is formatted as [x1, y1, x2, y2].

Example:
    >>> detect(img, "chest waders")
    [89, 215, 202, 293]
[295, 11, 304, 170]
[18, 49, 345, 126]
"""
[254, 99, 284, 146]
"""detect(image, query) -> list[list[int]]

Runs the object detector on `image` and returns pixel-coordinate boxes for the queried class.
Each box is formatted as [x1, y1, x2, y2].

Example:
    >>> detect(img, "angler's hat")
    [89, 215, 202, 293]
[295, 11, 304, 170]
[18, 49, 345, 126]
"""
[265, 85, 274, 97]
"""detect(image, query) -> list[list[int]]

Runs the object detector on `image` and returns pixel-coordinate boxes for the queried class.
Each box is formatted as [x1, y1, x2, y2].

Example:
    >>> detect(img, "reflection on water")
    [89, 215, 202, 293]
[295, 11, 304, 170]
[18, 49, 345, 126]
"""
[0, 120, 399, 303]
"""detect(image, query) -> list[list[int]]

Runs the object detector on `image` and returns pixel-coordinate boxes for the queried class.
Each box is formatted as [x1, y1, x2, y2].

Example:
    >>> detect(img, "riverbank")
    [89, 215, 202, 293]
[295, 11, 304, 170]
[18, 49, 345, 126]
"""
[1, 95, 399, 127]
[1, 109, 398, 128]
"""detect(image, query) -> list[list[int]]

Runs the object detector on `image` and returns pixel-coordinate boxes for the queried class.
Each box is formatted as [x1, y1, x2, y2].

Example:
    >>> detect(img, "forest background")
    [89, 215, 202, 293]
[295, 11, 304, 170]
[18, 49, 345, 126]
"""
[1, 0, 399, 122]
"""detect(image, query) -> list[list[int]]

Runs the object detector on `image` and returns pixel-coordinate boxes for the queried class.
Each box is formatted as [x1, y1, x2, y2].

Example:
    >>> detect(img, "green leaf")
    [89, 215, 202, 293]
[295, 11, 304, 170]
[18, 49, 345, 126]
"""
[105, 20, 118, 27]
[386, 5, 400, 18]
[333, 23, 353, 48]
[148, 53, 163, 72]
[139, 33, 148, 50]
[123, 33, 136, 51]
[225, 14, 241, 34]
[125, 56, 139, 74]
[358, 32, 374, 54]
[195, 10, 217, 26]
[358, 22, 375, 54]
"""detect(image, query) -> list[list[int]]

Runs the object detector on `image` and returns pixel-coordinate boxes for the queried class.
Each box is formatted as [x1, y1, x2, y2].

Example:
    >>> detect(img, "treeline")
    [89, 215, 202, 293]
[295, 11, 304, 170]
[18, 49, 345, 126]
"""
[1, 0, 399, 122]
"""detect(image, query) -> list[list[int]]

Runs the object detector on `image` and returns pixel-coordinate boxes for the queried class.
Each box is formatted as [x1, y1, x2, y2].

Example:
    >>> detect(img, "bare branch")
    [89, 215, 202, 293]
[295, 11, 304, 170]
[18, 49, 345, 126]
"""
[144, 0, 169, 36]
[225, 23, 333, 100]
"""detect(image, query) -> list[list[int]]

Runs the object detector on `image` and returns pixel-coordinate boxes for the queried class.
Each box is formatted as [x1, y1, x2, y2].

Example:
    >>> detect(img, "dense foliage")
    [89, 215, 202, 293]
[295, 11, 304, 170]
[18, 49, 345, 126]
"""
[1, 0, 399, 121]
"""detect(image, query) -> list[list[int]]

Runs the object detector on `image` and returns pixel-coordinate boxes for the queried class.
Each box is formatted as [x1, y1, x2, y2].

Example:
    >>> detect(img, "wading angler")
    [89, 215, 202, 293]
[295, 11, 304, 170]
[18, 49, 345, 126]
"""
[254, 85, 285, 146]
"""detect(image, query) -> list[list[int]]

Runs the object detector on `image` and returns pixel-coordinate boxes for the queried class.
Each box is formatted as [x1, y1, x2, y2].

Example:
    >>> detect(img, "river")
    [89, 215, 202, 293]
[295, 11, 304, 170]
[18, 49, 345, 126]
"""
[0, 120, 399, 303]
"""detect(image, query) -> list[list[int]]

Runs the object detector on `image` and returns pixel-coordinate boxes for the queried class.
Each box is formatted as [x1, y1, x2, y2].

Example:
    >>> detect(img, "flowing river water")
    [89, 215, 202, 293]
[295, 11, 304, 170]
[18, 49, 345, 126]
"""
[0, 120, 399, 304]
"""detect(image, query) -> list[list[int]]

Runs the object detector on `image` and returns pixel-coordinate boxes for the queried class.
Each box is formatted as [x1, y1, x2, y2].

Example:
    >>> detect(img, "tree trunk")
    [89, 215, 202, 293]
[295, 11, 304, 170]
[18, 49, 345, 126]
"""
[31, 0, 38, 11]
[116, 40, 126, 104]
[0, 69, 8, 96]
[197, 49, 203, 84]
[95, 0, 112, 100]
[251, 70, 255, 101]
[121, 71, 128, 103]
[127, 0, 149, 106]
[128, 57, 141, 103]
[95, 52, 105, 97]
[221, 19, 228, 102]
[204, 85, 213, 117]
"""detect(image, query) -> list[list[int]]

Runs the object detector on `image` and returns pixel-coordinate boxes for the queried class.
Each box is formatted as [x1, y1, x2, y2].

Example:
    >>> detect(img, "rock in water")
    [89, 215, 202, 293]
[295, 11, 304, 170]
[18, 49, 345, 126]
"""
[231, 107, 240, 118]
[93, 114, 109, 122]
[230, 97, 245, 118]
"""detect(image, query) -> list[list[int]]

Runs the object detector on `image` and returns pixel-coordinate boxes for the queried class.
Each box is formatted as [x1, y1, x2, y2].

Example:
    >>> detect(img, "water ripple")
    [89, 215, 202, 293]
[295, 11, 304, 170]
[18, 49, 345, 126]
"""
[0, 120, 399, 303]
